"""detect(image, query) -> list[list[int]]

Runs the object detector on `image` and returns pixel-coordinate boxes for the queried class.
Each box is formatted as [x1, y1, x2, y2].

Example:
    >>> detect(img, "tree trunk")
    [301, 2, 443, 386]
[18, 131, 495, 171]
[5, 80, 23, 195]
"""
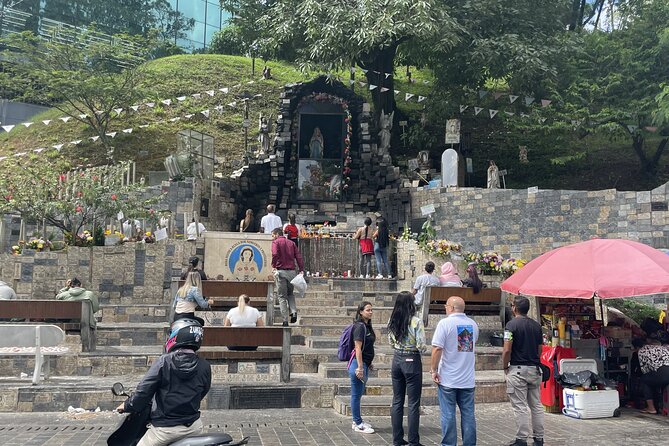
[631, 134, 667, 175]
[359, 43, 398, 120]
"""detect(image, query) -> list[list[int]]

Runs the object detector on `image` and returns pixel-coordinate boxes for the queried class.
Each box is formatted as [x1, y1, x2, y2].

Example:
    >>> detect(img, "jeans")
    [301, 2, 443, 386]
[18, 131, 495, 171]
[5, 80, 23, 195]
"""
[359, 253, 372, 277]
[173, 312, 205, 326]
[391, 352, 422, 446]
[274, 269, 297, 322]
[437, 385, 476, 446]
[506, 365, 544, 441]
[374, 243, 391, 276]
[347, 358, 368, 425]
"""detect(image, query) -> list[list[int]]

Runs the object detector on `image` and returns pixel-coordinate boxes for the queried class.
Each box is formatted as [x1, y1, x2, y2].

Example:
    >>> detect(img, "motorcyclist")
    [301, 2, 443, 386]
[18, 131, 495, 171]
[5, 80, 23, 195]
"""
[117, 319, 211, 446]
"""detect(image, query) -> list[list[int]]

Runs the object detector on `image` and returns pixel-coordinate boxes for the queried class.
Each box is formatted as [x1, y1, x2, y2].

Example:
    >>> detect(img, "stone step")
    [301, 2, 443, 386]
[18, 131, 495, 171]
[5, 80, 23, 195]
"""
[304, 278, 398, 293]
[99, 304, 171, 323]
[96, 323, 168, 347]
[333, 377, 508, 416]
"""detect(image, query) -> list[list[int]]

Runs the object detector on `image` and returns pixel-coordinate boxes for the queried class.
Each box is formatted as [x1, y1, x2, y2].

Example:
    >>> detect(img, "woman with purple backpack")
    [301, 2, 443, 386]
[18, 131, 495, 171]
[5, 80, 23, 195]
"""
[348, 301, 376, 434]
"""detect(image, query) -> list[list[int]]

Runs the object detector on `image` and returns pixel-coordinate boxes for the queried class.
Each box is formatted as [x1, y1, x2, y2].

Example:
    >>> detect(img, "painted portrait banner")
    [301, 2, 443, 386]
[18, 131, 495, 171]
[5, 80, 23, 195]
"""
[203, 232, 273, 282]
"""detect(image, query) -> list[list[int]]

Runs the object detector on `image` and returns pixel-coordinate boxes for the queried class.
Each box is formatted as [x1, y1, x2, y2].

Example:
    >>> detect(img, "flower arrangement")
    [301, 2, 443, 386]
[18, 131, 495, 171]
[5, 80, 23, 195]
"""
[463, 251, 504, 274]
[422, 239, 463, 258]
[140, 231, 155, 243]
[11, 237, 54, 254]
[500, 258, 527, 278]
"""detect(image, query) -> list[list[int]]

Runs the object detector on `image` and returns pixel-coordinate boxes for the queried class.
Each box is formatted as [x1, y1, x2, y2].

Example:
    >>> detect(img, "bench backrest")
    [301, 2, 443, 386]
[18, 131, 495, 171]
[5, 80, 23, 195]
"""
[177, 280, 272, 298]
[0, 324, 65, 348]
[202, 327, 284, 348]
[0, 300, 82, 320]
[427, 287, 502, 304]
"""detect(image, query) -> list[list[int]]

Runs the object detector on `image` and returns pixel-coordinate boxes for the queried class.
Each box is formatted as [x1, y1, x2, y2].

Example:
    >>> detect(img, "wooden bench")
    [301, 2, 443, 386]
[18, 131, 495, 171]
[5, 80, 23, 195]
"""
[198, 326, 291, 382]
[172, 280, 274, 325]
[0, 300, 96, 351]
[0, 324, 69, 384]
[422, 287, 506, 327]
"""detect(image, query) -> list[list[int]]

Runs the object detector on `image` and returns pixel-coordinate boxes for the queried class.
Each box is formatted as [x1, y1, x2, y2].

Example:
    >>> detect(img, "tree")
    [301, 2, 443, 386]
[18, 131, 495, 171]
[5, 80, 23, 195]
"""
[1, 29, 153, 160]
[0, 156, 160, 242]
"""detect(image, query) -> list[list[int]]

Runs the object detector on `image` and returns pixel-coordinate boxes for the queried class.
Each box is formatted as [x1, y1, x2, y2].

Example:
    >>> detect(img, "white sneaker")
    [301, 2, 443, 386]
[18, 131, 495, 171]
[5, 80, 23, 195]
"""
[358, 275, 364, 278]
[352, 421, 372, 429]
[353, 422, 375, 434]
[387, 275, 394, 279]
[375, 274, 384, 279]
[365, 274, 371, 279]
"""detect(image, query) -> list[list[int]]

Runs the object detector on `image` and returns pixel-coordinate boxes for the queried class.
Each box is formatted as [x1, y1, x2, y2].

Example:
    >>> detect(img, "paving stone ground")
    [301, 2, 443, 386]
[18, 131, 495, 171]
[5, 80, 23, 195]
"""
[0, 404, 667, 445]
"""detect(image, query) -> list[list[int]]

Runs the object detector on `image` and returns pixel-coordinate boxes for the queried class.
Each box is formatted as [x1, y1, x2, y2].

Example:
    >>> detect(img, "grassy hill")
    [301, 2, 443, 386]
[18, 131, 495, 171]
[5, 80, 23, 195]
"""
[1, 54, 667, 191]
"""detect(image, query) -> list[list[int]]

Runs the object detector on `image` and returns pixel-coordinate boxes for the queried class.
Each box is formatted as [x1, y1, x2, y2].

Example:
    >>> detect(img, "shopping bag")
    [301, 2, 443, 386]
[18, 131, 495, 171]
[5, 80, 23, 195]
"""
[290, 273, 307, 298]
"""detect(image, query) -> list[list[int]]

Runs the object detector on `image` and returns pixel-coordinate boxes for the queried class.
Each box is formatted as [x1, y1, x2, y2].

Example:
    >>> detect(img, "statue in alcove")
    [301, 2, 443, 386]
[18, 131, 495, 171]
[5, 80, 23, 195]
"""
[378, 109, 394, 154]
[309, 127, 324, 158]
[258, 113, 272, 154]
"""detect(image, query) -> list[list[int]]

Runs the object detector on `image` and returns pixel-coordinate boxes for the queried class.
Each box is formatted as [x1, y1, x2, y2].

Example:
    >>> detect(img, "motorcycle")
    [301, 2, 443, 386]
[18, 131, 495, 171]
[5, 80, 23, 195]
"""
[108, 382, 249, 446]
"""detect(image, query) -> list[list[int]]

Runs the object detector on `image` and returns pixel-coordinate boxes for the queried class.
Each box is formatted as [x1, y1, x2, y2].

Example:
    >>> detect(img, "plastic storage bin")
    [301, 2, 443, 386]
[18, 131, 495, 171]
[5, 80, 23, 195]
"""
[559, 358, 620, 419]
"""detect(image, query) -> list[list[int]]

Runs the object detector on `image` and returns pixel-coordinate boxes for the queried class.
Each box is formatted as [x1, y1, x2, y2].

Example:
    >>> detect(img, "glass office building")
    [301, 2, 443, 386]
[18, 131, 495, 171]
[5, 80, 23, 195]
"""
[169, 1, 228, 51]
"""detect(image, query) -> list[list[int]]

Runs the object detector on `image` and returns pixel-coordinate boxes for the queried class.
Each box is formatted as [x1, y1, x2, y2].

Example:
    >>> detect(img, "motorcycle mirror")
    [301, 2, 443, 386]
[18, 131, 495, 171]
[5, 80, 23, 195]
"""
[111, 382, 126, 396]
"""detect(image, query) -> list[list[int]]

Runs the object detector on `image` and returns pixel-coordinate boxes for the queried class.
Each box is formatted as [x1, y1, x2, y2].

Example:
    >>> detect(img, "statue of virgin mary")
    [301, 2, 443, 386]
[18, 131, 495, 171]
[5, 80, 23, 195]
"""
[309, 127, 324, 158]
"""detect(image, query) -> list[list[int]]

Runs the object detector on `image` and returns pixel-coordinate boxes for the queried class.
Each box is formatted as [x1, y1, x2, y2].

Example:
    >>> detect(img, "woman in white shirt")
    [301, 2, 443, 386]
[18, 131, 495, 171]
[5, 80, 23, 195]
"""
[225, 294, 264, 328]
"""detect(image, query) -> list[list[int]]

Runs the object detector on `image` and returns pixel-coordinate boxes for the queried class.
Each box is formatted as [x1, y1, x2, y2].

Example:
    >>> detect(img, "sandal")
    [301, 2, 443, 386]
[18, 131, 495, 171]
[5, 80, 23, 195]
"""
[639, 409, 658, 415]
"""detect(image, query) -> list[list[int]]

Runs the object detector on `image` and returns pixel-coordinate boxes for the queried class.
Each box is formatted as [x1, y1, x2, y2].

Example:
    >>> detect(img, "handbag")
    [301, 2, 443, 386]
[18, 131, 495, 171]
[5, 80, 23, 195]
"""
[540, 363, 551, 383]
[359, 238, 374, 255]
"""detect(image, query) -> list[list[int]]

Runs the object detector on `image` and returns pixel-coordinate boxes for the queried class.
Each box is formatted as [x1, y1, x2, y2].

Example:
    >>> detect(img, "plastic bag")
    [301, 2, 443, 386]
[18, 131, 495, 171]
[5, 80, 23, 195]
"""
[290, 273, 307, 298]
[557, 370, 594, 389]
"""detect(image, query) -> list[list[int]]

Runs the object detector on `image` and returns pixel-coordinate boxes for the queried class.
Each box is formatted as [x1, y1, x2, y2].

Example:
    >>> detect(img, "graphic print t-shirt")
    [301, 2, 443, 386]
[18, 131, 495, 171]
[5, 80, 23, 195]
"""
[432, 312, 479, 388]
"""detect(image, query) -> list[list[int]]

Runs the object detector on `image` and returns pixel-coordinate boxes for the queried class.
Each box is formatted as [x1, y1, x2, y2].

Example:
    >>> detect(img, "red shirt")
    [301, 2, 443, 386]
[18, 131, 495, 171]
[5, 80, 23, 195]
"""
[271, 236, 304, 271]
[284, 224, 299, 240]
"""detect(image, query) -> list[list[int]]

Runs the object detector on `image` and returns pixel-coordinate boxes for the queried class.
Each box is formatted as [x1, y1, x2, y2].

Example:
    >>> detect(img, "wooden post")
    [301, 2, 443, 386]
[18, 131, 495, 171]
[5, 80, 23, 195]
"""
[281, 326, 291, 382]
[528, 295, 540, 323]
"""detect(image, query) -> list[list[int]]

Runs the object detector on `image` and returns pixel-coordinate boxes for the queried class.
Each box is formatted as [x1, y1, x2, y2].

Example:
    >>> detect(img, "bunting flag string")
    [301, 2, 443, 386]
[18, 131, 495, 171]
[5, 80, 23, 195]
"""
[489, 109, 498, 119]
[369, 84, 377, 91]
[509, 95, 519, 104]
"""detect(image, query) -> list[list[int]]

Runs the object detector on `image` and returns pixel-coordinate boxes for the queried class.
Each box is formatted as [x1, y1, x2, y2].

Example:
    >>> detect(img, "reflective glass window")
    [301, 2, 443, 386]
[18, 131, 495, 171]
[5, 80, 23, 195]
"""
[206, 2, 222, 27]
[177, 0, 206, 23]
[205, 25, 219, 45]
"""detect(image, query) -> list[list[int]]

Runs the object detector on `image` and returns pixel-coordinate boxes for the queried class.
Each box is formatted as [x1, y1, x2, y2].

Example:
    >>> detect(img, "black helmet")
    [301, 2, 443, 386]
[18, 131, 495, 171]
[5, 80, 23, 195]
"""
[165, 319, 204, 353]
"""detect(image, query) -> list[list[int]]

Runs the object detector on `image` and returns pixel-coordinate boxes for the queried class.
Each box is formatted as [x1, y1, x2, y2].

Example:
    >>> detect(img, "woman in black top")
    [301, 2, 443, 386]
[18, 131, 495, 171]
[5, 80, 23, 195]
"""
[348, 301, 376, 434]
[373, 218, 392, 279]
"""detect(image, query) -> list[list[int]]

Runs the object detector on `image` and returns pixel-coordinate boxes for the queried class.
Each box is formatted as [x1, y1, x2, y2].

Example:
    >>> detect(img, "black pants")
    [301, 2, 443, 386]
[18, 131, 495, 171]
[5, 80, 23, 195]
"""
[173, 312, 205, 326]
[391, 352, 422, 446]
[641, 365, 669, 400]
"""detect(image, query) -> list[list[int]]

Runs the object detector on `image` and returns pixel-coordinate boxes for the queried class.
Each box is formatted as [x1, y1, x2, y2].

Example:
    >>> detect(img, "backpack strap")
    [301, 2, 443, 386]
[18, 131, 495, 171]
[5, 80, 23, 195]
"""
[347, 321, 367, 368]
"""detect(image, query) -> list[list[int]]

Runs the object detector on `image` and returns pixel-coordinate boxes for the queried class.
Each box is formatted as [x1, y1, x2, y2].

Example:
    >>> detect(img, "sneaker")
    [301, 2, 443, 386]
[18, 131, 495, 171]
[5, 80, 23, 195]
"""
[351, 421, 372, 430]
[533, 438, 544, 446]
[352, 422, 375, 434]
[387, 275, 394, 279]
[358, 275, 364, 278]
[365, 275, 371, 279]
[375, 274, 384, 279]
[507, 440, 528, 446]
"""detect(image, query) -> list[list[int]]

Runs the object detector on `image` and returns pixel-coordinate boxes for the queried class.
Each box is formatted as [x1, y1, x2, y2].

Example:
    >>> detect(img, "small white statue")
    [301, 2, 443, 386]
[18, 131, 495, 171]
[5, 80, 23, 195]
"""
[487, 160, 500, 189]
[258, 113, 272, 154]
[378, 109, 394, 154]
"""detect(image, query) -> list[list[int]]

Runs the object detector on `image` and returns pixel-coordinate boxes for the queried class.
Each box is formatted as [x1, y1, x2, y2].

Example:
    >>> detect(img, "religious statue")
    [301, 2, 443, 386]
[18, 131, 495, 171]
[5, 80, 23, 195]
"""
[519, 146, 528, 164]
[262, 66, 272, 79]
[258, 113, 272, 155]
[487, 160, 500, 189]
[309, 127, 324, 159]
[378, 109, 394, 154]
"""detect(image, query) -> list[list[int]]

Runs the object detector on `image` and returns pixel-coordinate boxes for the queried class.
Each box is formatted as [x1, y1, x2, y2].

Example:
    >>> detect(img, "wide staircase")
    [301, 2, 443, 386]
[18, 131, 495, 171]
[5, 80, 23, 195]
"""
[0, 278, 506, 413]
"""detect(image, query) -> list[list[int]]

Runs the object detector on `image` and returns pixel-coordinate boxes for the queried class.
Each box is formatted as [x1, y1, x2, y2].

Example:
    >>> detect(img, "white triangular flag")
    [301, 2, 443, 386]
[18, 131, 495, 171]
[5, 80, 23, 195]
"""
[161, 99, 172, 106]
[247, 80, 255, 84]
[42, 120, 52, 126]
[206, 90, 215, 96]
[372, 70, 380, 75]
[214, 105, 224, 113]
[192, 93, 201, 99]
[405, 93, 414, 101]
[22, 122, 33, 128]
[361, 69, 368, 74]
[417, 96, 426, 103]
[504, 111, 515, 116]
[130, 105, 139, 112]
[176, 96, 187, 102]
[228, 102, 237, 108]
[520, 113, 530, 118]
[79, 114, 89, 119]
[185, 114, 194, 119]
[474, 107, 483, 115]
[200, 110, 210, 118]
[220, 87, 230, 94]
[380, 87, 390, 92]
[254, 94, 262, 98]
[14, 152, 26, 157]
[95, 110, 105, 115]
[349, 79, 355, 85]
[106, 132, 117, 138]
[53, 144, 64, 150]
[509, 95, 519, 104]
[459, 105, 468, 113]
[33, 148, 44, 153]
[422, 80, 430, 85]
[540, 99, 551, 107]
[394, 90, 400, 95]
[233, 84, 241, 89]
[113, 108, 123, 115]
[538, 118, 547, 124]
[627, 125, 638, 134]
[524, 96, 534, 106]
[369, 84, 377, 91]
[385, 73, 391, 79]
[70, 140, 82, 145]
[90, 136, 100, 141]
[2, 125, 15, 132]
[139, 125, 149, 129]
[350, 67, 356, 74]
[489, 109, 498, 118]
[60, 116, 72, 123]
[358, 81, 367, 87]
[145, 102, 155, 108]
[122, 128, 133, 134]
[170, 117, 181, 122]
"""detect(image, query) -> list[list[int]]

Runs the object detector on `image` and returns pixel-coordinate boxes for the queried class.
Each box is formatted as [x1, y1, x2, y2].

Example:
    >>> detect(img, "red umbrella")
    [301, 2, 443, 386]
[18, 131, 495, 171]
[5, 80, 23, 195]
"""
[500, 238, 669, 298]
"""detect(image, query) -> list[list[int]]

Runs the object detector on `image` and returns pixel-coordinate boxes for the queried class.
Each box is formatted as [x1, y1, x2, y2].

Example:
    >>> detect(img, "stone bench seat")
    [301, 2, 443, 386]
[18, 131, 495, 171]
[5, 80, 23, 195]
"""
[0, 346, 70, 355]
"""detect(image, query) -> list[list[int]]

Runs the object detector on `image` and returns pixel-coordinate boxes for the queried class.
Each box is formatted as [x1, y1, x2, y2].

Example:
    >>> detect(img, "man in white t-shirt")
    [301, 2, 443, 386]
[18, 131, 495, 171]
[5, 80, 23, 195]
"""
[186, 219, 206, 241]
[430, 296, 479, 446]
[412, 261, 441, 323]
[259, 204, 282, 234]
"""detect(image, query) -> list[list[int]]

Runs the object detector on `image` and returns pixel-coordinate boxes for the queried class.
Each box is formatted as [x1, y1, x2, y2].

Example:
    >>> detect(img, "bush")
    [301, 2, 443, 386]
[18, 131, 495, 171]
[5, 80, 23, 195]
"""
[606, 299, 661, 327]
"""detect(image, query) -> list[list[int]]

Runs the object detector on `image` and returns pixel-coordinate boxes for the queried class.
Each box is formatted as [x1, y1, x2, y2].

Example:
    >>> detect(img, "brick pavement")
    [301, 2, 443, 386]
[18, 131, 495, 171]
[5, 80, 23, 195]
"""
[0, 404, 667, 445]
